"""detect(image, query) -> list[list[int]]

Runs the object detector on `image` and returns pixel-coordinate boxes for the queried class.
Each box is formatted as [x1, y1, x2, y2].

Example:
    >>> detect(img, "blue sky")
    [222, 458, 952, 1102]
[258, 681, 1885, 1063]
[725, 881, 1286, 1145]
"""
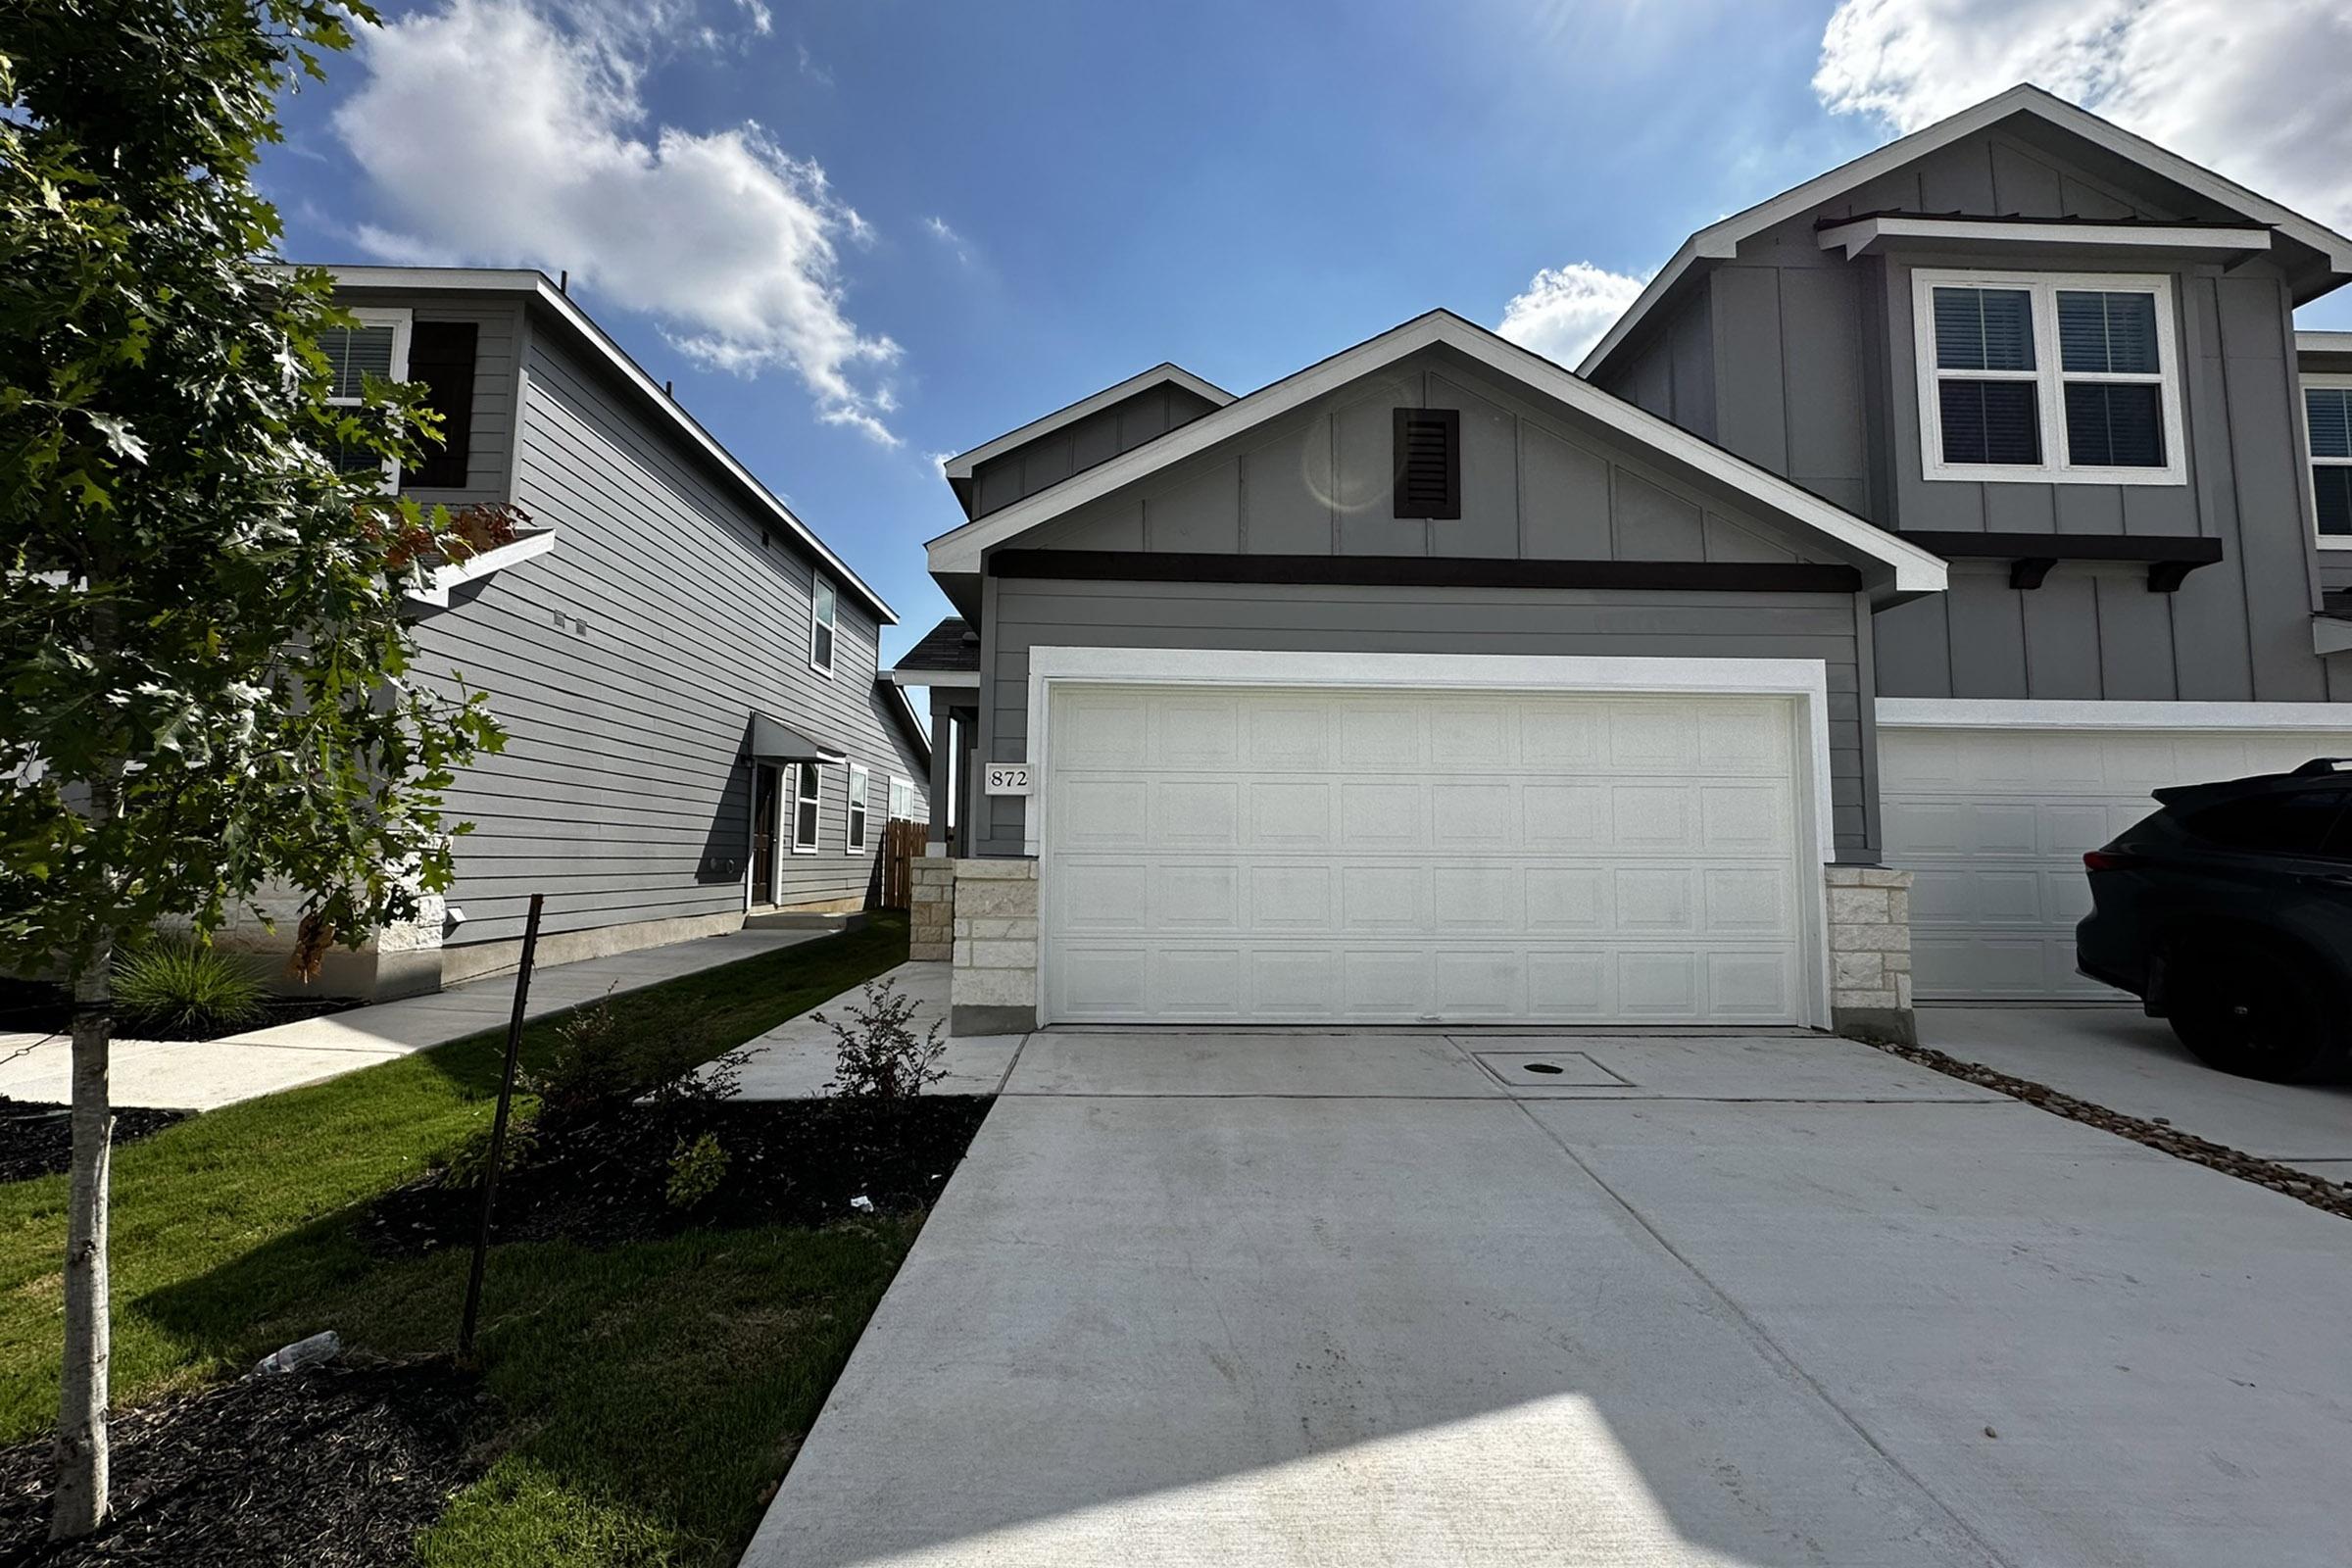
[265, 0, 2352, 664]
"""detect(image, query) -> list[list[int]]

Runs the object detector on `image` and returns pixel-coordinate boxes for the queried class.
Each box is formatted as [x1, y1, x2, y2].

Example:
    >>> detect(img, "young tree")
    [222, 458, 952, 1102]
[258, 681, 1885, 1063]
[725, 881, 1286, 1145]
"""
[0, 1, 502, 1537]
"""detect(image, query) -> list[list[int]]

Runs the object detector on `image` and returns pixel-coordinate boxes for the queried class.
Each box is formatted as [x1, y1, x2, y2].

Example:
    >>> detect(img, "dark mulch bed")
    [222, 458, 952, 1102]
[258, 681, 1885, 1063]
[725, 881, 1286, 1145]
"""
[363, 1095, 994, 1253]
[1867, 1038, 2352, 1223]
[0, 980, 362, 1044]
[0, 1100, 192, 1186]
[0, 1356, 488, 1568]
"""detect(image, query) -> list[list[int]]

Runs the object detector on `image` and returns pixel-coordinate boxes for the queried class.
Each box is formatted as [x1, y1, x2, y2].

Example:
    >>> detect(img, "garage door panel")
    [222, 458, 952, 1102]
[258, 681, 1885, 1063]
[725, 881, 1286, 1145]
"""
[1152, 780, 1241, 847]
[1886, 723, 2352, 1000]
[1047, 685, 1815, 1025]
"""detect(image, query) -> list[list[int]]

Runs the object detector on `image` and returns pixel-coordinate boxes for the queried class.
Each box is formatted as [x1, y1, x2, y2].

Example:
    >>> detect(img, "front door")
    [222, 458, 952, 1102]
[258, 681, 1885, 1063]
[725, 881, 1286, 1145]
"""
[752, 763, 780, 905]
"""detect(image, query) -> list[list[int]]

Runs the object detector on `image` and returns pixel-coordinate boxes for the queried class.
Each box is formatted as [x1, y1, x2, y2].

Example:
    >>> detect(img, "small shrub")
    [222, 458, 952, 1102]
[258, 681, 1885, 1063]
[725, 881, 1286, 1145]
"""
[113, 938, 269, 1037]
[439, 1106, 540, 1187]
[646, 1044, 751, 1110]
[815, 976, 946, 1101]
[529, 990, 636, 1124]
[664, 1131, 729, 1210]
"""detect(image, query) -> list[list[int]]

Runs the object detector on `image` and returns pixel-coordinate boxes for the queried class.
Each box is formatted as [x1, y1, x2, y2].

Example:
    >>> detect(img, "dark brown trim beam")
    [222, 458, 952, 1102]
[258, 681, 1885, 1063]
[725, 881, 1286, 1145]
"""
[1897, 531, 2223, 594]
[986, 550, 1864, 594]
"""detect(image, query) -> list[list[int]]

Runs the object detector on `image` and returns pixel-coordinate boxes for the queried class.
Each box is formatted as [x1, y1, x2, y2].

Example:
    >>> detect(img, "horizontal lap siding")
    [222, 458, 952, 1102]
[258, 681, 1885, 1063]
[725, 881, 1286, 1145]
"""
[412, 330, 926, 949]
[979, 578, 1870, 860]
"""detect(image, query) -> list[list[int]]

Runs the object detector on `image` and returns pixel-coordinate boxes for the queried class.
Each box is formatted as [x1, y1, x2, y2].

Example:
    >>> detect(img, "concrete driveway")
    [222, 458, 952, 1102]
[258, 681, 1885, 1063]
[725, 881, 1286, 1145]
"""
[745, 1028, 2352, 1568]
[1920, 1004, 2352, 1182]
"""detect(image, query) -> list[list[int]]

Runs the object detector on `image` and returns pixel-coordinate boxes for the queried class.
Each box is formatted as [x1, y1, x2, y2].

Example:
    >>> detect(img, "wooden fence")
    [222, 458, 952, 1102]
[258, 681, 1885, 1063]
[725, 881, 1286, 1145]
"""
[879, 816, 925, 910]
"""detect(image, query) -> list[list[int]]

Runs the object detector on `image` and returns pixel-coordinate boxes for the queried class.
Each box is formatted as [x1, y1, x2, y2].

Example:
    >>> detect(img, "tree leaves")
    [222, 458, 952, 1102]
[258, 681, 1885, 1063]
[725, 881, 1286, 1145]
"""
[0, 0, 504, 977]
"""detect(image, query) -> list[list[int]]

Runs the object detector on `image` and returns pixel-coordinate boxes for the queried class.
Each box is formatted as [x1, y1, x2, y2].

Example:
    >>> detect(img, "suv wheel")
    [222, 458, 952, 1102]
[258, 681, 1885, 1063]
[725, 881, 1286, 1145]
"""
[2166, 945, 2346, 1084]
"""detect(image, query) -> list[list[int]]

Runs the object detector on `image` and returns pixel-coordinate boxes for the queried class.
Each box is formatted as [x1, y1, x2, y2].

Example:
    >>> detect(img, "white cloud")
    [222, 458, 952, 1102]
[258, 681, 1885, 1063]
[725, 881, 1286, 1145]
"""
[1495, 263, 1651, 367]
[1815, 0, 2352, 228]
[335, 0, 903, 444]
[923, 215, 973, 266]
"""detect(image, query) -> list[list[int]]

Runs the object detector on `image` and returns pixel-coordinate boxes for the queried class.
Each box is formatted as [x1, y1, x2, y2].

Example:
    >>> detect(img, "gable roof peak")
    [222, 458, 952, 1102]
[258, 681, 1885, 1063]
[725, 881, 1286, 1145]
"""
[1580, 81, 2352, 378]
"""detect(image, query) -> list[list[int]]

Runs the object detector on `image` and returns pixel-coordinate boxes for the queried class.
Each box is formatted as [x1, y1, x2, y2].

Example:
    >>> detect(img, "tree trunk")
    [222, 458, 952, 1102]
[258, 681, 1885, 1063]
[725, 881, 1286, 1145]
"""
[49, 925, 113, 1539]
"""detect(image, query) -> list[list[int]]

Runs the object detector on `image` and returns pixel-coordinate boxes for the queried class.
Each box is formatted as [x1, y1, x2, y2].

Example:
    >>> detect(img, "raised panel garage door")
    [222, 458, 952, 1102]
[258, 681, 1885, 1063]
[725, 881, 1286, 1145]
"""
[1040, 685, 1815, 1026]
[1882, 725, 2352, 1001]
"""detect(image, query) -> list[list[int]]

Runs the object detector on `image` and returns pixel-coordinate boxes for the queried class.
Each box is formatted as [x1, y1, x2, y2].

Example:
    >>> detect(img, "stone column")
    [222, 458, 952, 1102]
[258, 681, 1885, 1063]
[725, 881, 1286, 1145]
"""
[950, 858, 1038, 1036]
[1825, 865, 1915, 1045]
[908, 857, 955, 963]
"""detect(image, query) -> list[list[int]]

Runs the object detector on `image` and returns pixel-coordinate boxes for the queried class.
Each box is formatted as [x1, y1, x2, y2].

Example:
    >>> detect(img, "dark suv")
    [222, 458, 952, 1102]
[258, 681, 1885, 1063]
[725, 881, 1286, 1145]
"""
[2077, 758, 2352, 1083]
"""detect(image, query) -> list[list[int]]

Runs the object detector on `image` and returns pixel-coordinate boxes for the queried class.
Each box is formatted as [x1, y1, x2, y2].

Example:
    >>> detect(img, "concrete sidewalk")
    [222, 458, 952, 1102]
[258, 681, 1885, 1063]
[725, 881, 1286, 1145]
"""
[748, 1028, 2352, 1567]
[0, 927, 822, 1112]
[728, 961, 1021, 1100]
[1920, 1004, 2352, 1182]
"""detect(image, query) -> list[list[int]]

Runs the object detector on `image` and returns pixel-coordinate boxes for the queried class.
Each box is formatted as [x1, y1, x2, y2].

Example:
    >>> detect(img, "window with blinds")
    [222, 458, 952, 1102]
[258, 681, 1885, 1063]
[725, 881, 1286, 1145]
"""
[2307, 382, 2352, 546]
[1914, 271, 2183, 485]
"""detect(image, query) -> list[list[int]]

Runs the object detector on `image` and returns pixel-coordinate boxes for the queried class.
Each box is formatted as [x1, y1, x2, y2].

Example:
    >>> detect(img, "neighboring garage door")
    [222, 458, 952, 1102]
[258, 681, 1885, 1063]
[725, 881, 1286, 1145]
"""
[1040, 684, 1816, 1026]
[1882, 724, 2352, 1001]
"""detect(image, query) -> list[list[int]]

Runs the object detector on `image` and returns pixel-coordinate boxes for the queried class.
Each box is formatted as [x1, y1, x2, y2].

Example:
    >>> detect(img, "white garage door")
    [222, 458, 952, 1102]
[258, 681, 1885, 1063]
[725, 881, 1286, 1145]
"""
[1883, 724, 2352, 1001]
[1040, 685, 1817, 1026]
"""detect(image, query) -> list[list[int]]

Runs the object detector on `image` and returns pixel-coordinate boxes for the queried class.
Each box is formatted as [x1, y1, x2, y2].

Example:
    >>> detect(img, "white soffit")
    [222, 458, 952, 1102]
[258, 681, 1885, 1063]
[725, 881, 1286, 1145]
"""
[1815, 215, 2271, 262]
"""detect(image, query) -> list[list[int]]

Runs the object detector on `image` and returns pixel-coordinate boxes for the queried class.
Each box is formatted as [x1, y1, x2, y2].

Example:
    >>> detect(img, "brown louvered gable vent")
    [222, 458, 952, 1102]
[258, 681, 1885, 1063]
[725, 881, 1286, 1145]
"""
[1392, 407, 1461, 519]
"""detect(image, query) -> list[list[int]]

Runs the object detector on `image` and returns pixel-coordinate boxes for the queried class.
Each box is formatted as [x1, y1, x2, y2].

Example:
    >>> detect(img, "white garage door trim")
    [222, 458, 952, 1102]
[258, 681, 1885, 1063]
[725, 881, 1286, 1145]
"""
[1024, 648, 1838, 1028]
[1880, 699, 2352, 1001]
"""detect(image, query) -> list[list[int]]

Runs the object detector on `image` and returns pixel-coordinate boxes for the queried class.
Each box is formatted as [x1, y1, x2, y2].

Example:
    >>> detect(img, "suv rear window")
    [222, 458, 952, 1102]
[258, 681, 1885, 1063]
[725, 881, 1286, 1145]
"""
[2182, 789, 2352, 855]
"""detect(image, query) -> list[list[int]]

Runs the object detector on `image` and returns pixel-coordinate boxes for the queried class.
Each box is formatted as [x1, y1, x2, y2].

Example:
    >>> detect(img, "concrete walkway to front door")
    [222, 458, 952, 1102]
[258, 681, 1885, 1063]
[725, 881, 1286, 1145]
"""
[747, 1027, 2352, 1567]
[0, 927, 823, 1111]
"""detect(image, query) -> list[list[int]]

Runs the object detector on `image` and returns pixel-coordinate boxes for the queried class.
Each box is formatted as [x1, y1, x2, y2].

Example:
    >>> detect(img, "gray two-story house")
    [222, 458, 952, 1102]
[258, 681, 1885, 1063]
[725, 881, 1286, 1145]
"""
[892, 85, 2352, 1043]
[241, 267, 930, 998]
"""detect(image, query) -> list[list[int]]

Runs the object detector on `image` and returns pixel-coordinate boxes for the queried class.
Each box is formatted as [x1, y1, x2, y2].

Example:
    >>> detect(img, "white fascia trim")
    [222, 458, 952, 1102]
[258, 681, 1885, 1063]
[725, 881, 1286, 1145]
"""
[2299, 331, 2352, 355]
[1579, 83, 2352, 378]
[1817, 216, 2271, 261]
[320, 265, 897, 626]
[1023, 645, 1838, 1029]
[943, 364, 1235, 480]
[1878, 698, 2352, 730]
[929, 313, 1946, 592]
[881, 666, 981, 689]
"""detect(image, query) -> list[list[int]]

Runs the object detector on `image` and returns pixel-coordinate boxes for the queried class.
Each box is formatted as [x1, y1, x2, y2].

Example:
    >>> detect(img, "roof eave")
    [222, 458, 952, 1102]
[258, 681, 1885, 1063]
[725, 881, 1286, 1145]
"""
[318, 264, 899, 626]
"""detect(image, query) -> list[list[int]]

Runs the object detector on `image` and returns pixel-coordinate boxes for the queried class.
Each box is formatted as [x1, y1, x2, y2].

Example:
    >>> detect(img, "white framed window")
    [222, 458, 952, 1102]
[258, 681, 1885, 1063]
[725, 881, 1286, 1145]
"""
[809, 574, 837, 675]
[846, 763, 869, 853]
[1912, 270, 2184, 486]
[791, 760, 821, 854]
[887, 775, 916, 821]
[322, 307, 413, 487]
[2304, 375, 2352, 551]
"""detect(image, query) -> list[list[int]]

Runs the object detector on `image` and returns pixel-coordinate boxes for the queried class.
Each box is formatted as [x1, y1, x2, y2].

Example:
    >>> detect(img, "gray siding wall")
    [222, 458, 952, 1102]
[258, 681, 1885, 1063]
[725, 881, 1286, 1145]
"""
[412, 320, 927, 951]
[976, 578, 1876, 862]
[1596, 288, 1716, 446]
[970, 382, 1221, 516]
[1027, 348, 1816, 565]
[1601, 125, 2349, 703]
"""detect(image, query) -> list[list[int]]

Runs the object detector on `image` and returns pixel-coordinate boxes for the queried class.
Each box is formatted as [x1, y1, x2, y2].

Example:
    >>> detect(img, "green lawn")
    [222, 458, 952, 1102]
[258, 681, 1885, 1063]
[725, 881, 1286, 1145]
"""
[0, 913, 917, 1565]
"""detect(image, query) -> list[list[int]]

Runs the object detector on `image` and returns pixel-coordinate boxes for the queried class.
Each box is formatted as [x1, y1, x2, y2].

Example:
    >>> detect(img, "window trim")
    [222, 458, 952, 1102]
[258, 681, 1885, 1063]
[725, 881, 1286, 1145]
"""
[887, 775, 916, 821]
[326, 307, 414, 490]
[791, 760, 821, 855]
[1911, 269, 2185, 487]
[2301, 372, 2352, 552]
[809, 572, 838, 676]
[846, 763, 869, 855]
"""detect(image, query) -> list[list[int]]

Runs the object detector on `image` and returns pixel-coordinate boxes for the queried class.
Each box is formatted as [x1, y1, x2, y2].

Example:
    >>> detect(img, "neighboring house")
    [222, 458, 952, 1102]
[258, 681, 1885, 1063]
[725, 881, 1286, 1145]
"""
[891, 84, 2352, 1041]
[239, 267, 928, 999]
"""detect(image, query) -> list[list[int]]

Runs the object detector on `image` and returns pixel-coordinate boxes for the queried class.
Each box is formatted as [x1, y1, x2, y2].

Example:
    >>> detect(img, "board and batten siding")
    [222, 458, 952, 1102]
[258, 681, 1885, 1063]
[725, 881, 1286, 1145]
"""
[1597, 124, 2352, 706]
[976, 578, 1876, 863]
[411, 325, 925, 952]
[1024, 348, 1821, 567]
